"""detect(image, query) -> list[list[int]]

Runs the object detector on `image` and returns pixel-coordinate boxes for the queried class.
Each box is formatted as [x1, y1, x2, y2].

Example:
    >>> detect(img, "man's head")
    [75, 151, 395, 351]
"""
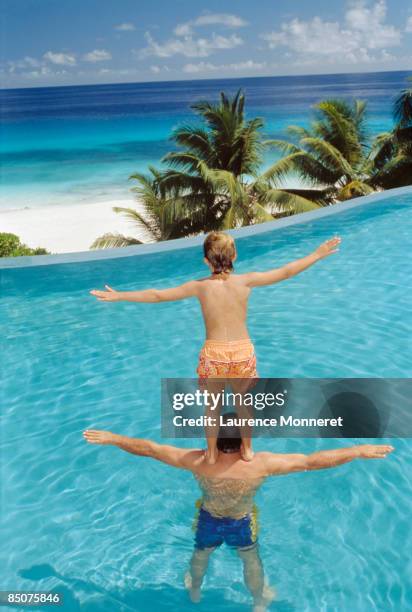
[203, 232, 237, 274]
[217, 412, 242, 453]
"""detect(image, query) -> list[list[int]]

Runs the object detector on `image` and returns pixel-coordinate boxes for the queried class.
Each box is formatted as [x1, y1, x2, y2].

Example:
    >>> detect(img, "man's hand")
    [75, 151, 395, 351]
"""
[357, 444, 394, 459]
[314, 237, 341, 259]
[90, 285, 122, 301]
[83, 429, 118, 445]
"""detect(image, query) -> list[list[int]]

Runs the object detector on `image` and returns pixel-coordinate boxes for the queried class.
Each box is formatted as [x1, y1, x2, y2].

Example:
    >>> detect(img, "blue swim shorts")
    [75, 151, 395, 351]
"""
[194, 506, 258, 550]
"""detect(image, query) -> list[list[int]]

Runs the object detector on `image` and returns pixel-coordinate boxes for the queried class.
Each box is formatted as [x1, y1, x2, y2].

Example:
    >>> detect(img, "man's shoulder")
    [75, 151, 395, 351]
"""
[252, 452, 277, 473]
[254, 451, 273, 460]
[181, 449, 206, 469]
[254, 451, 288, 465]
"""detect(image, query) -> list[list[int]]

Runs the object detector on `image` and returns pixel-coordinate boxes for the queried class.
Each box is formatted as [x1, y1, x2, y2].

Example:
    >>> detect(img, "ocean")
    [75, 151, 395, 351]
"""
[0, 70, 410, 211]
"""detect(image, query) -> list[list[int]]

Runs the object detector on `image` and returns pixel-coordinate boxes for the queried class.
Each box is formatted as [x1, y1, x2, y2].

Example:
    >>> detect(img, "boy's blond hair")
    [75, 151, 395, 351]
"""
[203, 232, 236, 274]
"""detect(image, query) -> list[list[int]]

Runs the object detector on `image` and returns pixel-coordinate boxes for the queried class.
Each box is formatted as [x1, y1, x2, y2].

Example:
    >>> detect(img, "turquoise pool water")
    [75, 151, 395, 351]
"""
[1, 190, 411, 611]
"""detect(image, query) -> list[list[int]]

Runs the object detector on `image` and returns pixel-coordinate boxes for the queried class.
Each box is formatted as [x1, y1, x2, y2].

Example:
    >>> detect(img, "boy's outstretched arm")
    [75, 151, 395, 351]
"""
[83, 429, 203, 470]
[90, 280, 198, 303]
[242, 237, 341, 288]
[260, 444, 394, 476]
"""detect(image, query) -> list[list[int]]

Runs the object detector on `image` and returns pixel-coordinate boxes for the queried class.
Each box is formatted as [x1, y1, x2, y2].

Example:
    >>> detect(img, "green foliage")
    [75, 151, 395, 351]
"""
[0, 232, 49, 258]
[156, 89, 270, 232]
[127, 90, 319, 240]
[369, 85, 412, 189]
[266, 98, 372, 203]
[93, 80, 412, 248]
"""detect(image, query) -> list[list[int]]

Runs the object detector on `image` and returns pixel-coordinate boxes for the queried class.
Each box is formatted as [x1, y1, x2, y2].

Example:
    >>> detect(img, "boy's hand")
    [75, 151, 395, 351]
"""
[314, 237, 341, 259]
[357, 444, 394, 459]
[83, 429, 118, 445]
[90, 285, 122, 301]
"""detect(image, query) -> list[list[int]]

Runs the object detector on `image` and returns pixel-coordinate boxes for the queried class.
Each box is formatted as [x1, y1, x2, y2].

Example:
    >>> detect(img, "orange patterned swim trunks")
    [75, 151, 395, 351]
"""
[197, 339, 258, 379]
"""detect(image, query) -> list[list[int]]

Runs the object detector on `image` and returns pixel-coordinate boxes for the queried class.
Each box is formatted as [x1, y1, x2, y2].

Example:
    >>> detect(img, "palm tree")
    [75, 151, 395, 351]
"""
[369, 82, 412, 189]
[265, 99, 374, 204]
[158, 89, 323, 225]
[92, 90, 284, 249]
[95, 89, 412, 249]
[157, 89, 276, 229]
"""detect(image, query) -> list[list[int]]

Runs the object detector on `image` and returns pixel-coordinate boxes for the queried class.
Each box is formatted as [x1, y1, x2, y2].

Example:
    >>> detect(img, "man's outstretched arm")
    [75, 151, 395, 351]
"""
[242, 237, 341, 288]
[261, 444, 394, 476]
[90, 280, 199, 303]
[83, 430, 203, 469]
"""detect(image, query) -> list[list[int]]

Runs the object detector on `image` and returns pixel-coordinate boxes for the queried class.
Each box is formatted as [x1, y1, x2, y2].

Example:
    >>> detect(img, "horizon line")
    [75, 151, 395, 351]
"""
[1, 67, 411, 93]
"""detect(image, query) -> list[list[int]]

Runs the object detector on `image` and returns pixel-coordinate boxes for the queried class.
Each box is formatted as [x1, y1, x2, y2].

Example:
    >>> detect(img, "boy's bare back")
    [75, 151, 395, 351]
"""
[196, 274, 251, 341]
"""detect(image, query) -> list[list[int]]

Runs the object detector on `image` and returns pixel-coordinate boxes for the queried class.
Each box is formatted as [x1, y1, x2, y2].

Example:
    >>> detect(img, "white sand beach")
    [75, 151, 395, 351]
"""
[0, 199, 149, 254]
[0, 175, 313, 256]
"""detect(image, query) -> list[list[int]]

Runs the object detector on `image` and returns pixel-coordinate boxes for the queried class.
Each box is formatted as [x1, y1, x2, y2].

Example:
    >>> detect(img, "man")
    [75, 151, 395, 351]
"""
[83, 416, 393, 612]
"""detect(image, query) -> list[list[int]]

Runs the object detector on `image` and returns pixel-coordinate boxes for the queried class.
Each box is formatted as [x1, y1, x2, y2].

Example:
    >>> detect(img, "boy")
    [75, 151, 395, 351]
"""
[91, 232, 341, 463]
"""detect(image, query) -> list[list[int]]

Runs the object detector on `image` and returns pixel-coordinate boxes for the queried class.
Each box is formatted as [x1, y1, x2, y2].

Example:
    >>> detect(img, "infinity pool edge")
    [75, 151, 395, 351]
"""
[1, 186, 411, 270]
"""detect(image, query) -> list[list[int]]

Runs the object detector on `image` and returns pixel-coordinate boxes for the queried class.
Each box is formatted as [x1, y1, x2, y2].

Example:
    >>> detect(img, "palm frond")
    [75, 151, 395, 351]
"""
[262, 189, 322, 214]
[337, 181, 374, 201]
[260, 152, 304, 185]
[90, 233, 143, 250]
[265, 139, 301, 155]
[169, 126, 213, 161]
[156, 169, 208, 197]
[369, 153, 412, 189]
[394, 88, 412, 126]
[249, 202, 276, 223]
[286, 125, 311, 140]
[368, 132, 395, 170]
[112, 206, 160, 240]
[300, 137, 355, 177]
[314, 100, 365, 163]
[199, 161, 247, 206]
[162, 151, 203, 173]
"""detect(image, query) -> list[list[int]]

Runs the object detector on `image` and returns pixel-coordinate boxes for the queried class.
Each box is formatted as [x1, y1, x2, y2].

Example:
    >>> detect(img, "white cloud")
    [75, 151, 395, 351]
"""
[183, 60, 266, 74]
[28, 66, 68, 78]
[174, 24, 192, 37]
[7, 56, 41, 72]
[174, 13, 247, 36]
[6, 54, 74, 77]
[139, 31, 243, 58]
[83, 49, 112, 62]
[92, 67, 135, 76]
[345, 0, 400, 48]
[115, 22, 135, 31]
[43, 51, 76, 66]
[406, 16, 412, 33]
[263, 18, 357, 57]
[22, 56, 41, 68]
[261, 1, 401, 65]
[150, 65, 170, 73]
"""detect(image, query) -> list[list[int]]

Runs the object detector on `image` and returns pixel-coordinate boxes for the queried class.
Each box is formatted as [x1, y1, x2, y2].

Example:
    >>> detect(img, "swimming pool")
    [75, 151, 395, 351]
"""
[1, 188, 411, 611]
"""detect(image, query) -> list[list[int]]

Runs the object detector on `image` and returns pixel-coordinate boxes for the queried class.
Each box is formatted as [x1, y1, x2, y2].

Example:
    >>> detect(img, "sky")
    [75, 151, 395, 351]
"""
[1, 0, 412, 89]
